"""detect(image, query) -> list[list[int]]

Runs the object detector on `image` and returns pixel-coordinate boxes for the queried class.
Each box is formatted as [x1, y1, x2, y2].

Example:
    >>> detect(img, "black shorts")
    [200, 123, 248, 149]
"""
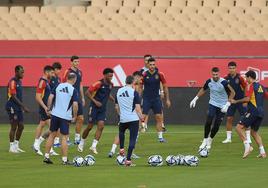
[142, 98, 162, 115]
[50, 115, 70, 135]
[239, 112, 263, 132]
[39, 108, 50, 121]
[78, 101, 83, 116]
[88, 106, 106, 124]
[6, 107, 23, 123]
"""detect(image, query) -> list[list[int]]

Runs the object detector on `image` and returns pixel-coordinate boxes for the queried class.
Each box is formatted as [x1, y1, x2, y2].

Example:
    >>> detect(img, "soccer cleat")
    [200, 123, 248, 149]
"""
[43, 157, 53, 164]
[125, 160, 136, 167]
[53, 143, 61, 148]
[206, 138, 213, 150]
[257, 153, 267, 158]
[159, 138, 166, 143]
[90, 146, 98, 154]
[62, 160, 73, 165]
[131, 153, 140, 159]
[77, 143, 84, 153]
[198, 139, 207, 152]
[222, 138, 232, 144]
[243, 146, 253, 159]
[17, 147, 26, 153]
[50, 149, 59, 156]
[108, 151, 114, 158]
[32, 145, 43, 156]
[9, 147, 19, 153]
[74, 140, 80, 145]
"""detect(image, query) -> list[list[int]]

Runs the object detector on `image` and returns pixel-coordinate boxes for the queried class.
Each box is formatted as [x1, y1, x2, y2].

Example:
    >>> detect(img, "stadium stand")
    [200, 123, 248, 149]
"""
[0, 0, 268, 40]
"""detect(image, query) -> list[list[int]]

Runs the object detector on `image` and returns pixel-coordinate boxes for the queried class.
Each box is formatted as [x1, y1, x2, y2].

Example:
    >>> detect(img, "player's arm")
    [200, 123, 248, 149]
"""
[190, 80, 209, 108]
[80, 83, 85, 106]
[109, 94, 115, 103]
[227, 84, 235, 101]
[232, 84, 252, 104]
[72, 89, 79, 122]
[35, 80, 48, 111]
[46, 93, 54, 116]
[10, 81, 29, 112]
[159, 72, 171, 108]
[134, 91, 144, 121]
[160, 82, 164, 99]
[85, 81, 102, 107]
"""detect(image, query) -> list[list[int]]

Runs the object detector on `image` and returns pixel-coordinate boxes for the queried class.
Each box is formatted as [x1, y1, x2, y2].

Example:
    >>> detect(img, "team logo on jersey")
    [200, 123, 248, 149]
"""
[155, 75, 159, 79]
[146, 76, 149, 79]
[235, 78, 239, 84]
[258, 86, 264, 93]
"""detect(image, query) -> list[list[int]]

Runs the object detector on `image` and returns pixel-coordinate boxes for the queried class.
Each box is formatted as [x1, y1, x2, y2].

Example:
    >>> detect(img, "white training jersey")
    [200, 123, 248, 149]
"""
[116, 85, 141, 123]
[51, 82, 78, 120]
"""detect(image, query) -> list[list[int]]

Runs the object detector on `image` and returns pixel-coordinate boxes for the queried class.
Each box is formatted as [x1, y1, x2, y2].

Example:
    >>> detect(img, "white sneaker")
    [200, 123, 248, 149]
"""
[50, 149, 59, 156]
[207, 138, 213, 150]
[32, 145, 43, 156]
[90, 146, 98, 154]
[17, 147, 26, 153]
[222, 138, 232, 144]
[9, 146, 19, 153]
[198, 139, 207, 152]
[77, 143, 84, 153]
[243, 146, 253, 159]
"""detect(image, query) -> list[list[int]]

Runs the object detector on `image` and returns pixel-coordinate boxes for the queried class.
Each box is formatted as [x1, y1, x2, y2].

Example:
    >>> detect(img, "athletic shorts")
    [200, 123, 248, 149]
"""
[142, 97, 162, 115]
[77, 101, 83, 116]
[88, 106, 106, 124]
[6, 106, 23, 123]
[50, 115, 70, 135]
[207, 104, 225, 120]
[227, 103, 247, 117]
[239, 112, 263, 132]
[39, 107, 50, 121]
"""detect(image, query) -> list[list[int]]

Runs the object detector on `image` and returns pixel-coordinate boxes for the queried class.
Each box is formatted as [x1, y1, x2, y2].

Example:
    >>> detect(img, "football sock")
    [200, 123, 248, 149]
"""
[80, 139, 85, 146]
[54, 137, 60, 144]
[111, 144, 117, 153]
[75, 133, 80, 141]
[259, 146, 266, 154]
[92, 139, 98, 148]
[158, 132, 163, 139]
[226, 131, 232, 140]
[62, 156, 67, 162]
[243, 140, 250, 151]
[39, 136, 45, 144]
[245, 130, 251, 142]
[45, 153, 50, 158]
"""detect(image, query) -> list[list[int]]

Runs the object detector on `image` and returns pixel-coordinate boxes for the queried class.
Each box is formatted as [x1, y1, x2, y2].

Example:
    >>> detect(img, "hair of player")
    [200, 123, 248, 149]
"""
[71, 55, 79, 62]
[67, 73, 77, 81]
[228, 61, 237, 67]
[125, 75, 134, 85]
[132, 71, 142, 77]
[103, 68, 114, 75]
[148, 57, 156, 63]
[43, 65, 54, 73]
[245, 70, 256, 79]
[15, 65, 23, 72]
[211, 67, 220, 72]
[52, 62, 62, 70]
[144, 54, 152, 59]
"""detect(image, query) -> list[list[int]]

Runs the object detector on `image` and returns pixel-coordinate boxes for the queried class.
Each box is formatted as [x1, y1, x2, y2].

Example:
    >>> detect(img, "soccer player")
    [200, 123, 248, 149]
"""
[50, 62, 62, 147]
[190, 67, 235, 152]
[33, 65, 58, 156]
[43, 73, 78, 165]
[63, 55, 85, 145]
[116, 75, 144, 166]
[108, 71, 143, 158]
[142, 57, 171, 142]
[222, 62, 250, 144]
[232, 70, 267, 158]
[78, 68, 114, 154]
[6, 65, 29, 153]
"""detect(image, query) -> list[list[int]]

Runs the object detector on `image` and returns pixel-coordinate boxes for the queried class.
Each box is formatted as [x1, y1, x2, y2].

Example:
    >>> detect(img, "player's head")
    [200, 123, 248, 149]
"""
[148, 57, 156, 72]
[71, 55, 79, 69]
[144, 54, 152, 67]
[67, 73, 77, 85]
[103, 68, 114, 83]
[52, 62, 62, 76]
[132, 71, 142, 83]
[211, 67, 220, 82]
[15, 65, 24, 79]
[245, 70, 256, 84]
[43, 65, 54, 79]
[125, 75, 134, 85]
[228, 61, 237, 75]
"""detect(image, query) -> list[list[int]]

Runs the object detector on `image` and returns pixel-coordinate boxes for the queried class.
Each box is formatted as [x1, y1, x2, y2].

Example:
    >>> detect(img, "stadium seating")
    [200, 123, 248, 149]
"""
[0, 0, 268, 40]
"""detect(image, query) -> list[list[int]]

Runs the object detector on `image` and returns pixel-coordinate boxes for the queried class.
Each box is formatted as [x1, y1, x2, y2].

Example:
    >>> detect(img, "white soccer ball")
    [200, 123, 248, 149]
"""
[148, 155, 163, 167]
[184, 155, 199, 167]
[116, 155, 126, 166]
[165, 155, 177, 166]
[199, 147, 209, 158]
[175, 154, 185, 165]
[84, 155, 95, 166]
[73, 156, 85, 167]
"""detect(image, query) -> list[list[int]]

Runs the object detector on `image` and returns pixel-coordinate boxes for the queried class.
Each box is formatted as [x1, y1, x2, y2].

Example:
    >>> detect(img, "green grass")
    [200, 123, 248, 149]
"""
[0, 124, 268, 188]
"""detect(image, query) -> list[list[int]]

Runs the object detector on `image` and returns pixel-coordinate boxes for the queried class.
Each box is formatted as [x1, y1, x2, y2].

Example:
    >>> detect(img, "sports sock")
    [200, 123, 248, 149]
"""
[75, 133, 80, 141]
[243, 140, 250, 151]
[62, 156, 67, 162]
[45, 153, 50, 158]
[54, 137, 60, 144]
[226, 131, 232, 140]
[259, 146, 266, 154]
[10, 142, 14, 148]
[111, 144, 117, 153]
[39, 136, 45, 144]
[158, 132, 163, 139]
[245, 130, 251, 142]
[14, 140, 19, 147]
[91, 139, 98, 148]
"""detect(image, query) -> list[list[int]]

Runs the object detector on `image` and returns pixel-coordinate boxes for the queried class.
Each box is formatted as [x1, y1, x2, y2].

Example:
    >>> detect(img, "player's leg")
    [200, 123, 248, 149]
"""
[77, 123, 93, 152]
[141, 99, 150, 132]
[238, 104, 252, 144]
[9, 118, 19, 153]
[222, 104, 235, 143]
[108, 135, 119, 158]
[209, 109, 225, 150]
[119, 122, 128, 156]
[33, 119, 50, 155]
[152, 98, 165, 142]
[74, 102, 84, 145]
[90, 119, 105, 154]
[15, 115, 25, 153]
[53, 130, 61, 147]
[60, 119, 71, 165]
[125, 121, 139, 166]
[250, 118, 266, 158]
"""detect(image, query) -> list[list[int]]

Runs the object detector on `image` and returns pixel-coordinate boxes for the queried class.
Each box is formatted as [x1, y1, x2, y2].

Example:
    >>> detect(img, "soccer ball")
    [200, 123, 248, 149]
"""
[84, 155, 95, 166]
[165, 155, 177, 166]
[175, 154, 185, 165]
[148, 155, 163, 167]
[184, 155, 199, 167]
[73, 156, 85, 167]
[116, 155, 126, 166]
[199, 147, 209, 158]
